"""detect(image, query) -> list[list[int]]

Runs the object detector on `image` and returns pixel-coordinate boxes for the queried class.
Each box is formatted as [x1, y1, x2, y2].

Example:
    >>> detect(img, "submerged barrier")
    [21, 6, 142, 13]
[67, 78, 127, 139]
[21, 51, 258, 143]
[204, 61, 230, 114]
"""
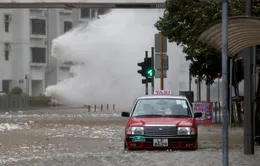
[84, 104, 116, 112]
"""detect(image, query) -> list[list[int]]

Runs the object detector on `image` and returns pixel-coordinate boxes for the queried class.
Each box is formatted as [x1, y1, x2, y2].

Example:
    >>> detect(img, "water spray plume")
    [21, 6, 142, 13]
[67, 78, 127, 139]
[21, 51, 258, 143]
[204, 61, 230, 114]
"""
[45, 9, 189, 108]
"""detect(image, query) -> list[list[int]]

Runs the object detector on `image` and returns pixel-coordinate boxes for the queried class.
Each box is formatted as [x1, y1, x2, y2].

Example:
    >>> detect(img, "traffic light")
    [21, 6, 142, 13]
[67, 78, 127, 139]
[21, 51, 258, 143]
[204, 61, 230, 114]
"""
[138, 50, 155, 95]
[145, 57, 155, 78]
[137, 61, 146, 77]
[137, 57, 155, 78]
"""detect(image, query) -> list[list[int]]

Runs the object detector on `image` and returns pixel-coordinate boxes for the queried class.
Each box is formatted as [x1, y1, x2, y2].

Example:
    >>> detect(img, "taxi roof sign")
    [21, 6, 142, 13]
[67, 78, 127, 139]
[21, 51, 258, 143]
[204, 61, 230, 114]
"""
[153, 90, 172, 95]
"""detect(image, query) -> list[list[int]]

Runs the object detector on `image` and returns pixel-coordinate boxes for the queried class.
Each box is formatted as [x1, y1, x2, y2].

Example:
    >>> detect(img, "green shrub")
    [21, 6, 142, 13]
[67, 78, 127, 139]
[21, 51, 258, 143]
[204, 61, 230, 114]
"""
[10, 87, 23, 95]
[29, 95, 51, 107]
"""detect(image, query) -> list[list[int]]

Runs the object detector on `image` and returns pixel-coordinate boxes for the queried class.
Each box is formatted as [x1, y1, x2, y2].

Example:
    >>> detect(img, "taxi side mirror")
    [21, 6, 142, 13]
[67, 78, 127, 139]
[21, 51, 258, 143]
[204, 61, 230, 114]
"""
[194, 112, 202, 118]
[121, 112, 130, 117]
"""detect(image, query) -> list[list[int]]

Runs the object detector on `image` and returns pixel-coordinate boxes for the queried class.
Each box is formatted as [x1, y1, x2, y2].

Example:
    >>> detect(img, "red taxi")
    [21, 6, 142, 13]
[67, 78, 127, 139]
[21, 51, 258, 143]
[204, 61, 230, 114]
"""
[121, 90, 202, 150]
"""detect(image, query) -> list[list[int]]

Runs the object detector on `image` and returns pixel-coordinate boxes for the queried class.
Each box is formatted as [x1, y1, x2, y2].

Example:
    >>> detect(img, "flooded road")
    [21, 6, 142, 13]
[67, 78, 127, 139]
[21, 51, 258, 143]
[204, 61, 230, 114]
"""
[0, 108, 259, 166]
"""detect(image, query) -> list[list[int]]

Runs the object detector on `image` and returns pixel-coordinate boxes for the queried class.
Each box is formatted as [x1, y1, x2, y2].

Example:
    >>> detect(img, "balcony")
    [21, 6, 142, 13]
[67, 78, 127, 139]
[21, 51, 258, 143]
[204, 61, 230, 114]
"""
[30, 8, 47, 11]
[30, 34, 46, 40]
[30, 62, 47, 67]
[60, 8, 73, 14]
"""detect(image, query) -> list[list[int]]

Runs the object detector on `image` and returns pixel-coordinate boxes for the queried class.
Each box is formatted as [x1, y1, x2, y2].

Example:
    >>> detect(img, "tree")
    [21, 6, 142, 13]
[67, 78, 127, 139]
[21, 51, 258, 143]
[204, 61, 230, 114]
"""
[154, 0, 249, 124]
[155, 0, 245, 84]
[155, 0, 260, 141]
[11, 87, 23, 95]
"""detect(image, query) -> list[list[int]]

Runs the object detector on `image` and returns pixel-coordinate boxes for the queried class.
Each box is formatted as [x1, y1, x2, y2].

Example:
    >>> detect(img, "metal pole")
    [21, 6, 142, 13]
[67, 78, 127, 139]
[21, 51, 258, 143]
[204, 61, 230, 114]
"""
[206, 83, 210, 102]
[151, 47, 155, 94]
[244, 45, 254, 154]
[196, 78, 201, 101]
[145, 80, 148, 95]
[189, 69, 192, 91]
[222, 0, 229, 165]
[46, 9, 50, 70]
[160, 33, 164, 90]
[244, 0, 254, 155]
[198, 79, 201, 101]
[145, 51, 149, 95]
[218, 78, 220, 103]
[252, 46, 256, 143]
[25, 75, 28, 95]
[229, 59, 233, 126]
[27, 76, 29, 95]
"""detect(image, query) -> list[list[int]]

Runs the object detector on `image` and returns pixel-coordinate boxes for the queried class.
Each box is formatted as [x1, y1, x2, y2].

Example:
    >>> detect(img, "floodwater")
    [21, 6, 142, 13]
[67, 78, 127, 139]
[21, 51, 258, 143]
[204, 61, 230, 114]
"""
[0, 108, 259, 166]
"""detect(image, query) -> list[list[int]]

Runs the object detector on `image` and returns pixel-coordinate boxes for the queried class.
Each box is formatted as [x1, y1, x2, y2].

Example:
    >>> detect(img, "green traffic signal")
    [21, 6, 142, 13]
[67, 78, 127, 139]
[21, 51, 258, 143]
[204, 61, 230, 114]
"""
[146, 68, 155, 78]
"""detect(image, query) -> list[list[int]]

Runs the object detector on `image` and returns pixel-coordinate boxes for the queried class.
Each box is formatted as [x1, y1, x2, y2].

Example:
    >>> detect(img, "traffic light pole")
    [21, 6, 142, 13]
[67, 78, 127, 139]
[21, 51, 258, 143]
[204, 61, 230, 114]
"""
[160, 33, 164, 90]
[145, 51, 149, 95]
[145, 79, 148, 95]
[151, 47, 155, 94]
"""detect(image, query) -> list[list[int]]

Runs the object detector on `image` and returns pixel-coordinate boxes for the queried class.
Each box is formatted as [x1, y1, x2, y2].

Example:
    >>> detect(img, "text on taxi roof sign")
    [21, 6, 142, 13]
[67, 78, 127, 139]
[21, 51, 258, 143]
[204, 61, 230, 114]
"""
[153, 90, 171, 95]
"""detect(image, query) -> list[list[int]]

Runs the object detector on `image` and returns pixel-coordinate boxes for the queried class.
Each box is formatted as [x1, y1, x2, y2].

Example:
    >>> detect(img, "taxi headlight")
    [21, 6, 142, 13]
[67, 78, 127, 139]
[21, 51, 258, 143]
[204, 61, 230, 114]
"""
[177, 127, 196, 135]
[126, 127, 144, 135]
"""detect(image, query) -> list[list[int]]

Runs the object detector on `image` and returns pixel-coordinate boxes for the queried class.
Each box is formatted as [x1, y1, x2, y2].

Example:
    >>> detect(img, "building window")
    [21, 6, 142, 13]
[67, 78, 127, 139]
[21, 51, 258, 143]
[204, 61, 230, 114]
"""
[98, 9, 110, 15]
[31, 19, 46, 35]
[91, 9, 96, 19]
[2, 80, 10, 93]
[31, 47, 46, 63]
[81, 8, 90, 18]
[64, 21, 72, 33]
[4, 43, 11, 61]
[4, 14, 11, 32]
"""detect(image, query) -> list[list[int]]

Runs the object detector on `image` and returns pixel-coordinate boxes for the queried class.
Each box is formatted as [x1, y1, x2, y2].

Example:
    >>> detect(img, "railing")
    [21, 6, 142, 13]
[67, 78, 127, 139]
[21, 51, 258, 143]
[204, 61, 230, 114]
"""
[83, 104, 116, 112]
[0, 95, 29, 112]
[212, 102, 222, 124]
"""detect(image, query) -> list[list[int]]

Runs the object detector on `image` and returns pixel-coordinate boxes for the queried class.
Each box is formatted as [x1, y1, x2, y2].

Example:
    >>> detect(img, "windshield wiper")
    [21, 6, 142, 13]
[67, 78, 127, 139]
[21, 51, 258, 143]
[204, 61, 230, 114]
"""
[134, 114, 163, 117]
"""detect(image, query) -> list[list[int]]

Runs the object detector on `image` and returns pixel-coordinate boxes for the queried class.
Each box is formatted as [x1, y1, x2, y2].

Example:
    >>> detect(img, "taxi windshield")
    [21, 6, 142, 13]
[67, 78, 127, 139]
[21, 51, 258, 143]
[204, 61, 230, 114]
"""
[132, 98, 192, 117]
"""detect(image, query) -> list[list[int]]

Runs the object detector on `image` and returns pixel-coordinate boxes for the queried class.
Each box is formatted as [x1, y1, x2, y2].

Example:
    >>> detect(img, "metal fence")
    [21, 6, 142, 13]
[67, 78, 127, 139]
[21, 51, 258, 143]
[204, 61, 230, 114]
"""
[211, 101, 244, 124]
[212, 102, 222, 124]
[230, 101, 244, 124]
[0, 95, 29, 112]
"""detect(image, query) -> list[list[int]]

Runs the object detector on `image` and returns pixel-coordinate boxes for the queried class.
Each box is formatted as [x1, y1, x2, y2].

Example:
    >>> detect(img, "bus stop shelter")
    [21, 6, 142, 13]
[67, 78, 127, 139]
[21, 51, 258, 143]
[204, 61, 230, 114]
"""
[199, 16, 260, 56]
[199, 16, 260, 154]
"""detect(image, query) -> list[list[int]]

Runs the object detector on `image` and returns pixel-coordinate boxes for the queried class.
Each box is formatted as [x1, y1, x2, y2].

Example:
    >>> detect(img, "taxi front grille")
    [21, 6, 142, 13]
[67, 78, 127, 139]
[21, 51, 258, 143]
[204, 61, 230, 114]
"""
[144, 126, 177, 136]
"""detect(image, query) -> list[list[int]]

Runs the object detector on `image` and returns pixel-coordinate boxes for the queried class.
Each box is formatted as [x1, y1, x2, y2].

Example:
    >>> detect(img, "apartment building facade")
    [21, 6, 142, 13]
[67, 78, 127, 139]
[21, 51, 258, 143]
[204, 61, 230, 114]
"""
[0, 8, 109, 96]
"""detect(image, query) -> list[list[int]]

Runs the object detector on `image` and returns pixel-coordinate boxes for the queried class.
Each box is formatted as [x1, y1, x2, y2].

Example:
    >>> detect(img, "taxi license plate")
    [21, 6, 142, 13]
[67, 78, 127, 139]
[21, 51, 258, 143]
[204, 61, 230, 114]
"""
[153, 138, 168, 147]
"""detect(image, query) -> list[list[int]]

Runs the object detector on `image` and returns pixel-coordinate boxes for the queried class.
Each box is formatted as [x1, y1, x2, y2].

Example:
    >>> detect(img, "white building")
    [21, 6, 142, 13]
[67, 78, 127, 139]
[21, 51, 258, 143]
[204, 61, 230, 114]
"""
[0, 8, 109, 96]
